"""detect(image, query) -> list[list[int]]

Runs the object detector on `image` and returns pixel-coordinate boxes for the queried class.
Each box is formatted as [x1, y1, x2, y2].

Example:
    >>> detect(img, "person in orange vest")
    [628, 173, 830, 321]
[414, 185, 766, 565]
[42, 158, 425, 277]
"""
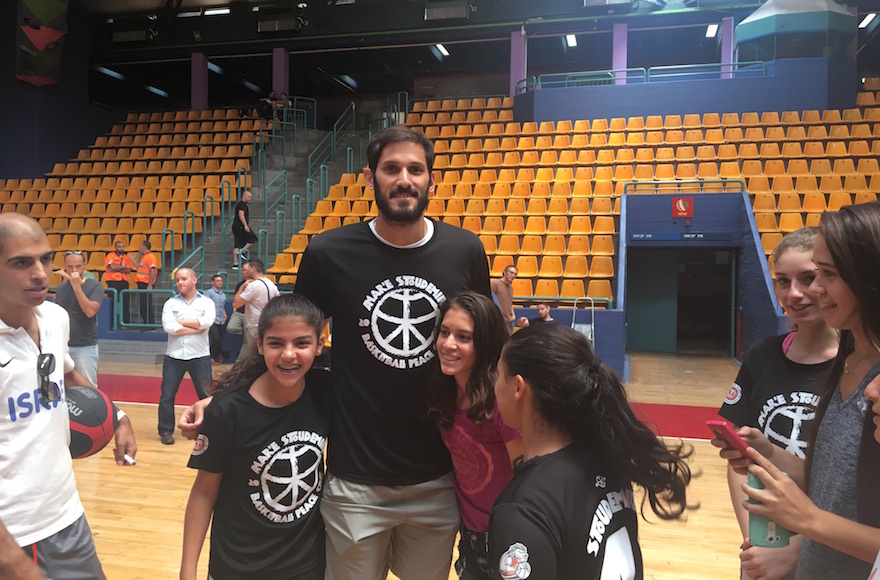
[136, 240, 159, 325]
[105, 239, 135, 325]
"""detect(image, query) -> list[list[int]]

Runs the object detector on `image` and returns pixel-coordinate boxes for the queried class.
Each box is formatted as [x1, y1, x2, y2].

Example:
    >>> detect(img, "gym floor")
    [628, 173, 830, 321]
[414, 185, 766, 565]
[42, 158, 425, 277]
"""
[75, 352, 742, 579]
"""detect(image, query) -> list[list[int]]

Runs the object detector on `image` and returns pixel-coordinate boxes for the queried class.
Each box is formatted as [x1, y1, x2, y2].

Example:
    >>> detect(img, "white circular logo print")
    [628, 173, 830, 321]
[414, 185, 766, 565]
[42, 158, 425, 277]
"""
[360, 276, 445, 369]
[248, 440, 324, 523]
[372, 287, 438, 357]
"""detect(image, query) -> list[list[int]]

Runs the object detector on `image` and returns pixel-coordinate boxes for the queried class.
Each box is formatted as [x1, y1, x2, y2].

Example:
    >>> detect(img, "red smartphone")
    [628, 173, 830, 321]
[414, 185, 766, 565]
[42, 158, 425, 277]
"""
[706, 420, 751, 456]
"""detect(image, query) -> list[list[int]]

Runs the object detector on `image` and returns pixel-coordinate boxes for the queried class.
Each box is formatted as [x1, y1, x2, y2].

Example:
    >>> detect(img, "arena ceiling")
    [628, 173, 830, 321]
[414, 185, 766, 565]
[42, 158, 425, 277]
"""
[79, 0, 880, 109]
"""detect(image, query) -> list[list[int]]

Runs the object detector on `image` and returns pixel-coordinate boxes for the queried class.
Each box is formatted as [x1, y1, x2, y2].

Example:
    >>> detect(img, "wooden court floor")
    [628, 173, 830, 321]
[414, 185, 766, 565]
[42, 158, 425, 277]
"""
[75, 352, 742, 579]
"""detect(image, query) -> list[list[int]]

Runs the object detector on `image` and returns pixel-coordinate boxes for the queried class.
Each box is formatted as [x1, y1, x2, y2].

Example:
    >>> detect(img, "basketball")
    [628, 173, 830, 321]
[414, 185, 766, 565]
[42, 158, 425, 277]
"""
[67, 386, 119, 459]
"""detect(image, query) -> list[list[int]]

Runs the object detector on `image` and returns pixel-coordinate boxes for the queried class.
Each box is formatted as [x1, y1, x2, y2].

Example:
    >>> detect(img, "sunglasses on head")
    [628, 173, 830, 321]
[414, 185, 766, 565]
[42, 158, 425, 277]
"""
[37, 353, 61, 404]
[65, 250, 83, 256]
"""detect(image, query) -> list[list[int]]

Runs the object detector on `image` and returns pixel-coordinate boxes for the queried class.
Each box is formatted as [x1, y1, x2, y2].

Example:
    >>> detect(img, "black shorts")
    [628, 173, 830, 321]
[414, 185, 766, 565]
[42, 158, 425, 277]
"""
[233, 228, 257, 248]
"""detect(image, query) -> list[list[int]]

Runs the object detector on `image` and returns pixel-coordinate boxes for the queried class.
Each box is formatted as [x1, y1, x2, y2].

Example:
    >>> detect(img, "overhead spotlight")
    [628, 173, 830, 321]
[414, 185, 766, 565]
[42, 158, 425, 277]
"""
[95, 66, 124, 80]
[565, 34, 577, 47]
[145, 85, 169, 98]
[860, 13, 876, 28]
[204, 7, 231, 16]
[436, 43, 449, 56]
[706, 24, 719, 38]
[177, 10, 201, 18]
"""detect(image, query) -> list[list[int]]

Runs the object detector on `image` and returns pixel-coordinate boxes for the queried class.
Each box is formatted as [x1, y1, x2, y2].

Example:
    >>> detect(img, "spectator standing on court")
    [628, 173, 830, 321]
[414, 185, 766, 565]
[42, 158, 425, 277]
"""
[54, 250, 105, 387]
[490, 265, 517, 334]
[158, 268, 215, 445]
[135, 240, 158, 325]
[231, 190, 257, 271]
[104, 239, 134, 325]
[517, 302, 555, 328]
[232, 259, 279, 355]
[181, 125, 491, 580]
[204, 274, 227, 364]
[0, 214, 137, 580]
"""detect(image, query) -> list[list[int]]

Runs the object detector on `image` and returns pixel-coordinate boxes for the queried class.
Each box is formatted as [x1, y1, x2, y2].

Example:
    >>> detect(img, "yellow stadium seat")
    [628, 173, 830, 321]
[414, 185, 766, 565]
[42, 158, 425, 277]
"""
[543, 235, 567, 255]
[537, 256, 562, 278]
[534, 280, 559, 298]
[515, 256, 538, 277]
[589, 257, 614, 278]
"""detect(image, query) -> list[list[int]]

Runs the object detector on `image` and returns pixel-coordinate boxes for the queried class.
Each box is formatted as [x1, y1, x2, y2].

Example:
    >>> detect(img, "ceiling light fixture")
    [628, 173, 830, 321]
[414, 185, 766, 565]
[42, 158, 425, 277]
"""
[565, 34, 577, 47]
[435, 43, 449, 56]
[706, 24, 719, 38]
[859, 13, 876, 28]
[204, 7, 231, 16]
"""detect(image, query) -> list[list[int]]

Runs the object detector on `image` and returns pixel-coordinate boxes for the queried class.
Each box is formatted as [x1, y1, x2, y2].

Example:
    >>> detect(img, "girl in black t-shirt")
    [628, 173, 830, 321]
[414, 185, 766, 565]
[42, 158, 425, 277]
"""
[181, 294, 331, 580]
[490, 324, 693, 580]
[717, 227, 837, 580]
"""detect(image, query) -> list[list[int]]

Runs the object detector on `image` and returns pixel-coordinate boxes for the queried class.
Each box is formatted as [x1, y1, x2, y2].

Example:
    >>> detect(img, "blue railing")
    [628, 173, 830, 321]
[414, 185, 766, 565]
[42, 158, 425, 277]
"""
[516, 61, 768, 94]
[307, 102, 355, 183]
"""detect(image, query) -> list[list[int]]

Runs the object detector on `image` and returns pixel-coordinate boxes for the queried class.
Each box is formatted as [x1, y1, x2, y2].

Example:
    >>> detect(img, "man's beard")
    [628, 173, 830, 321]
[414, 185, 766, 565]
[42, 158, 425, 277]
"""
[373, 181, 430, 224]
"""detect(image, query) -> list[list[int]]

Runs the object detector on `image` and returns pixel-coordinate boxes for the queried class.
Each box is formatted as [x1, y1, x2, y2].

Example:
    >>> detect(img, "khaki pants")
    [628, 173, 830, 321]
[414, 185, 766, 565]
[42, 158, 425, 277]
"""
[321, 472, 459, 580]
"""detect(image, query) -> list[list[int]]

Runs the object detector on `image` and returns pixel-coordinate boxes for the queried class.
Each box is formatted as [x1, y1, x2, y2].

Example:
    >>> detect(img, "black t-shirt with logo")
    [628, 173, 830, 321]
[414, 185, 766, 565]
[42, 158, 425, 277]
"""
[489, 441, 644, 580]
[295, 219, 491, 485]
[719, 334, 832, 459]
[187, 369, 333, 580]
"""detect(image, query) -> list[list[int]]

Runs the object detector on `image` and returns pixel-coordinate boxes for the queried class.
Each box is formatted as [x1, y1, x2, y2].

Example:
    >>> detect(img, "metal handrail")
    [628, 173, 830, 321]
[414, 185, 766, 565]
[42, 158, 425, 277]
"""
[621, 179, 746, 195]
[264, 169, 288, 218]
[273, 210, 286, 261]
[307, 102, 355, 181]
[257, 228, 269, 268]
[518, 61, 769, 92]
[647, 61, 767, 81]
[290, 194, 304, 234]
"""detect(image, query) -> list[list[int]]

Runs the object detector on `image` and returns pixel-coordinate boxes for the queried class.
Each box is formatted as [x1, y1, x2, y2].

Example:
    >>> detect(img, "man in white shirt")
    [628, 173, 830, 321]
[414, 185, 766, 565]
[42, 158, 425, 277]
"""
[232, 258, 279, 355]
[158, 268, 215, 445]
[0, 213, 137, 579]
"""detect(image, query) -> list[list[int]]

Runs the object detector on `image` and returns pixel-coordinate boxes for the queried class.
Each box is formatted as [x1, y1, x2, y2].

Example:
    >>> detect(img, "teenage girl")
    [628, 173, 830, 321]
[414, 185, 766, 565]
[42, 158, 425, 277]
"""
[426, 291, 522, 580]
[717, 227, 838, 580]
[180, 294, 331, 580]
[490, 323, 692, 579]
[719, 202, 880, 579]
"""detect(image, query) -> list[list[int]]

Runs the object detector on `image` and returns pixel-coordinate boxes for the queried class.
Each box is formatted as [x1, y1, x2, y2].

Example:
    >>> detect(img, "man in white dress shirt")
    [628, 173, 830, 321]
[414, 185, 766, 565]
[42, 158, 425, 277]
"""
[158, 268, 215, 445]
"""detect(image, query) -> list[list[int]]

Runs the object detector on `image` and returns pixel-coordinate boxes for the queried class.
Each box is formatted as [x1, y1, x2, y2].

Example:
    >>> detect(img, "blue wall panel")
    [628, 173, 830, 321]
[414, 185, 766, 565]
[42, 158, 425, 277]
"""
[523, 58, 855, 123]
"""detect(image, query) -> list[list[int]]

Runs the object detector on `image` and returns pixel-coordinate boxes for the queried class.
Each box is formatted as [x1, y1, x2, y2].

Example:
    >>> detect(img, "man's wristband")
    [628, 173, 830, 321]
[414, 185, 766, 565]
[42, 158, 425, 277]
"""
[116, 409, 127, 421]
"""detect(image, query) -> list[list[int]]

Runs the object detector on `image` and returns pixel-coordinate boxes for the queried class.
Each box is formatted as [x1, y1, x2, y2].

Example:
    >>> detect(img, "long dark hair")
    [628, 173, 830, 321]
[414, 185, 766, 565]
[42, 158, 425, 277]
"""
[426, 291, 509, 430]
[805, 203, 880, 526]
[213, 293, 324, 392]
[500, 324, 693, 520]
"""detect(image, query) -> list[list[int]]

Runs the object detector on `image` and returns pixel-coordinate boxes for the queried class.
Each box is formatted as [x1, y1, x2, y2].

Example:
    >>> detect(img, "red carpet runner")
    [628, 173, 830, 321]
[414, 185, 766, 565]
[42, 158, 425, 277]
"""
[98, 374, 721, 440]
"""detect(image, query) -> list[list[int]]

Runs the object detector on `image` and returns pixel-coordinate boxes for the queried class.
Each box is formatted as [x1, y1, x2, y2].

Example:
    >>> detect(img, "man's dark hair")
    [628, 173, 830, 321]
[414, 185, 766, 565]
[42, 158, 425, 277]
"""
[141, 239, 152, 250]
[211, 274, 223, 281]
[366, 125, 434, 176]
[248, 258, 265, 274]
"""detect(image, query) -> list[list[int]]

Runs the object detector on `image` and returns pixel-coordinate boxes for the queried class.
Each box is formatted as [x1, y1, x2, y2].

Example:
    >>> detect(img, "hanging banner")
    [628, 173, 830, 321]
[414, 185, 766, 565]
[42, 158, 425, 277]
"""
[16, 0, 69, 86]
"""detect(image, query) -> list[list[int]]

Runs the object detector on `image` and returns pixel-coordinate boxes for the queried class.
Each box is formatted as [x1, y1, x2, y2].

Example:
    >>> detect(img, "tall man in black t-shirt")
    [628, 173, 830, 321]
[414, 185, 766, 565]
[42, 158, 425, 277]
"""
[231, 190, 256, 270]
[295, 125, 491, 580]
[180, 125, 491, 580]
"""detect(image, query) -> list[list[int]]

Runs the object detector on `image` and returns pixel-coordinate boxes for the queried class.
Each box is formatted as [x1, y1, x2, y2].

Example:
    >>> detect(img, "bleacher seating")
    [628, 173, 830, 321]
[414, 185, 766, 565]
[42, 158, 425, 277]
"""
[0, 109, 264, 286]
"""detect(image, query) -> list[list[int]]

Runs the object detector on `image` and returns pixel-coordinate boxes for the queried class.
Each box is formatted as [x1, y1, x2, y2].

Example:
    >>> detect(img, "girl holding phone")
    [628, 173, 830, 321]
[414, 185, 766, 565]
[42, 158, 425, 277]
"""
[719, 203, 880, 579]
[716, 227, 838, 580]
